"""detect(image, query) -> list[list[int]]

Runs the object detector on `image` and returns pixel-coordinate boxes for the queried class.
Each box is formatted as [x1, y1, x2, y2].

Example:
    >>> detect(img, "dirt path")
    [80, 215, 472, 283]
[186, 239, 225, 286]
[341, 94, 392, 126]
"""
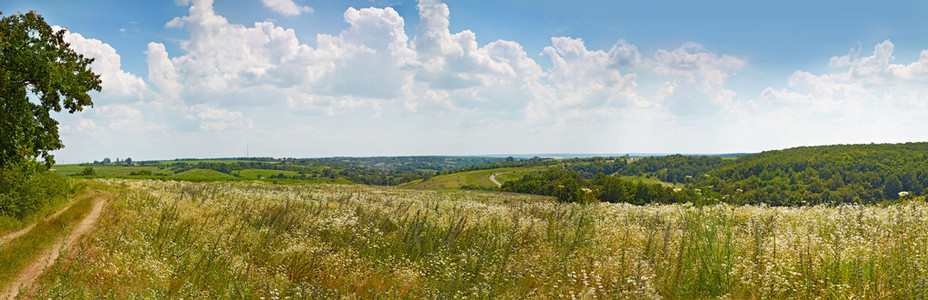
[0, 193, 90, 246]
[490, 173, 502, 188]
[2, 193, 108, 299]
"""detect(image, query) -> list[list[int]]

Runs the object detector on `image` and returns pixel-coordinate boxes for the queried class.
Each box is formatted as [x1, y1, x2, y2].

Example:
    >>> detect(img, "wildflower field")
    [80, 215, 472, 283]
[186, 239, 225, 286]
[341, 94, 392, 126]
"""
[27, 179, 928, 298]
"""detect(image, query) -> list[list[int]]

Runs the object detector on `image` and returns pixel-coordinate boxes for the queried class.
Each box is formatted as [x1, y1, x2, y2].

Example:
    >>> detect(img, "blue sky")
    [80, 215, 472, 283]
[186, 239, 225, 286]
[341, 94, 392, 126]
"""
[3, 0, 928, 163]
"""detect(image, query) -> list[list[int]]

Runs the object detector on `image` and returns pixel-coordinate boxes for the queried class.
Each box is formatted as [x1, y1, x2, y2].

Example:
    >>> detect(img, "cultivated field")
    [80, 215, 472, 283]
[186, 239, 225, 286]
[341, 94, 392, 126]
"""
[23, 179, 928, 298]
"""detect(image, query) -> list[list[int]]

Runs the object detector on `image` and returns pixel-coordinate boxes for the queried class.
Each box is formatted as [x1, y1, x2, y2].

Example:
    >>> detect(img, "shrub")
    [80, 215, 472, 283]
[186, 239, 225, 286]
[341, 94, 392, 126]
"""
[80, 166, 96, 175]
[129, 170, 152, 176]
[0, 164, 72, 219]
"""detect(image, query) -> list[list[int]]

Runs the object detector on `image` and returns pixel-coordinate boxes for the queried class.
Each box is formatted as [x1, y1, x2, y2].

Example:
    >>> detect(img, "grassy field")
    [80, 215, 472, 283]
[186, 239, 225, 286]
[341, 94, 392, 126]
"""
[52, 165, 169, 176]
[406, 168, 503, 189]
[493, 166, 548, 183]
[171, 169, 235, 180]
[233, 169, 300, 179]
[408, 167, 545, 189]
[23, 179, 928, 298]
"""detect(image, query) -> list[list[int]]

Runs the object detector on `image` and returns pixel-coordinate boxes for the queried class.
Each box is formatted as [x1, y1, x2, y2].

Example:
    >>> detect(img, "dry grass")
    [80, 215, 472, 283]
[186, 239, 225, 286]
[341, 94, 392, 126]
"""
[28, 179, 928, 298]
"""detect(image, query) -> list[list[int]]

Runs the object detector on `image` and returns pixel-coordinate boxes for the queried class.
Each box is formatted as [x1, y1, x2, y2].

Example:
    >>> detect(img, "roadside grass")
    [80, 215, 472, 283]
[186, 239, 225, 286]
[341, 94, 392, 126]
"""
[0, 193, 95, 287]
[29, 180, 928, 298]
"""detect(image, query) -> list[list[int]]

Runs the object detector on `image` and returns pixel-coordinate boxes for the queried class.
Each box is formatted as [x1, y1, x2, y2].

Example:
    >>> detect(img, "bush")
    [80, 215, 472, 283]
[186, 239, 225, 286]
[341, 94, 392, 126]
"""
[80, 166, 96, 175]
[129, 170, 152, 176]
[0, 164, 72, 219]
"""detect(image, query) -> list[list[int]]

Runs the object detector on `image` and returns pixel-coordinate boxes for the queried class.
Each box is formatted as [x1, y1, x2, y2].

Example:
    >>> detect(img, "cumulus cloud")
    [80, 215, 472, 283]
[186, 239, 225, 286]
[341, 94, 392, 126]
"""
[261, 0, 313, 16]
[762, 40, 928, 112]
[652, 42, 745, 111]
[145, 42, 182, 104]
[409, 1, 547, 114]
[184, 104, 254, 131]
[54, 26, 148, 100]
[530, 37, 641, 123]
[309, 6, 415, 99]
[413, 0, 492, 90]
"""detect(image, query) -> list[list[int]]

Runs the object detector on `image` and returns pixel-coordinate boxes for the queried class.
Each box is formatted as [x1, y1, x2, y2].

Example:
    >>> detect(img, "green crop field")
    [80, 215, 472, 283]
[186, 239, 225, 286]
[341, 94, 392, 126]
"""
[233, 169, 300, 179]
[23, 179, 928, 298]
[171, 169, 235, 180]
[52, 165, 167, 176]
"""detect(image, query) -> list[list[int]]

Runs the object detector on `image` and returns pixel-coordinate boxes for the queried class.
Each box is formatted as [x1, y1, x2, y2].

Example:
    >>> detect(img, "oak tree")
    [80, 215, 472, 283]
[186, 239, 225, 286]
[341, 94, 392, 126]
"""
[0, 11, 101, 169]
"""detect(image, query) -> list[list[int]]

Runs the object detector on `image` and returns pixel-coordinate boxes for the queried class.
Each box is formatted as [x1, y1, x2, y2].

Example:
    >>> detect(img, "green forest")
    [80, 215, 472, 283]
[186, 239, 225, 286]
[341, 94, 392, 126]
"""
[501, 143, 928, 206]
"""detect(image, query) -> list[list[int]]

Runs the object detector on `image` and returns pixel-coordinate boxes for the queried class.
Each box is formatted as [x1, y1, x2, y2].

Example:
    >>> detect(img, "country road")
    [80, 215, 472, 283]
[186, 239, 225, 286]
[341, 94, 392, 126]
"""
[3, 192, 109, 299]
[490, 173, 502, 188]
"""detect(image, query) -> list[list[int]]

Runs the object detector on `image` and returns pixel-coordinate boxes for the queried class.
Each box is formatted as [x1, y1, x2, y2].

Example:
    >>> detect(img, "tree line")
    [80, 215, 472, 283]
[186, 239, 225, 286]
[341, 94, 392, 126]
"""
[501, 144, 928, 206]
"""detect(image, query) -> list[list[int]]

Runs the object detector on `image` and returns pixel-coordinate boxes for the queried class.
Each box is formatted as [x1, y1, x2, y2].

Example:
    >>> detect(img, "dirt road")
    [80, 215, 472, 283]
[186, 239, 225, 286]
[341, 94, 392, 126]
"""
[2, 193, 108, 299]
[0, 193, 88, 246]
[490, 173, 502, 188]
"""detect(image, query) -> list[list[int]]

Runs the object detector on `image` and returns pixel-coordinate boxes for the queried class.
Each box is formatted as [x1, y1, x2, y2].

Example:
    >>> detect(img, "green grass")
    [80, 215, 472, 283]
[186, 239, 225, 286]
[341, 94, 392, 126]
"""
[410, 167, 544, 189]
[53, 165, 168, 176]
[492, 166, 547, 183]
[0, 193, 95, 287]
[167, 159, 278, 164]
[233, 169, 300, 179]
[171, 169, 235, 181]
[409, 169, 500, 189]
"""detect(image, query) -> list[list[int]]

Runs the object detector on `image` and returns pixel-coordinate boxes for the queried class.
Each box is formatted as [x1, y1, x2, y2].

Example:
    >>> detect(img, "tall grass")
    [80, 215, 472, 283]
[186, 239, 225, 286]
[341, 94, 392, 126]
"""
[28, 179, 928, 298]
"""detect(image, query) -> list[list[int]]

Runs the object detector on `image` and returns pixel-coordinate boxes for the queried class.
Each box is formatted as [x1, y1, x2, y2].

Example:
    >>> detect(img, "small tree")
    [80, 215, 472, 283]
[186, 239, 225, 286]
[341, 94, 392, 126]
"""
[0, 11, 101, 169]
[80, 166, 96, 175]
[883, 174, 903, 199]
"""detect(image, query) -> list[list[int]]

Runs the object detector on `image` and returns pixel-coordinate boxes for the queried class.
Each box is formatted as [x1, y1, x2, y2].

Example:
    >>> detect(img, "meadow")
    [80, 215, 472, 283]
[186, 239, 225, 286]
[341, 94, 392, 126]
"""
[407, 166, 548, 190]
[24, 179, 928, 298]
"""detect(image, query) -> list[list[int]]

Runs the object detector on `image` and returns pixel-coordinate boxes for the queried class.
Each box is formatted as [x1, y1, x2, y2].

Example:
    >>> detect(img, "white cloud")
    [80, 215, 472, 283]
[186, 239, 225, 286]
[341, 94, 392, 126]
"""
[409, 1, 547, 114]
[54, 26, 148, 100]
[762, 40, 928, 112]
[157, 0, 322, 96]
[308, 6, 415, 99]
[261, 0, 313, 16]
[531, 37, 641, 123]
[413, 1, 526, 90]
[94, 104, 149, 133]
[184, 104, 254, 131]
[652, 42, 745, 111]
[145, 42, 182, 105]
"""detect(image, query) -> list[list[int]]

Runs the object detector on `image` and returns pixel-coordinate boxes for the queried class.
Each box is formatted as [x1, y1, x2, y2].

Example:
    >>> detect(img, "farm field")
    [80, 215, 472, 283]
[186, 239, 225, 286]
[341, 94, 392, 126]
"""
[20, 179, 928, 298]
[52, 165, 169, 176]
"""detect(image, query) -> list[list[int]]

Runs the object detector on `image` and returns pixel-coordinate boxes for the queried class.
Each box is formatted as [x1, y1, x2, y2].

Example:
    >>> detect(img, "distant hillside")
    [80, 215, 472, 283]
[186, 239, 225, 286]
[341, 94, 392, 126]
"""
[496, 142, 928, 206]
[690, 142, 928, 205]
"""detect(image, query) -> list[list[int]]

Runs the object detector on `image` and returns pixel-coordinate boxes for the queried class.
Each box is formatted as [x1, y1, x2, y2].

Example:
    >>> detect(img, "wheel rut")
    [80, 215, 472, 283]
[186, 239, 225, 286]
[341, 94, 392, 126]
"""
[2, 192, 109, 299]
